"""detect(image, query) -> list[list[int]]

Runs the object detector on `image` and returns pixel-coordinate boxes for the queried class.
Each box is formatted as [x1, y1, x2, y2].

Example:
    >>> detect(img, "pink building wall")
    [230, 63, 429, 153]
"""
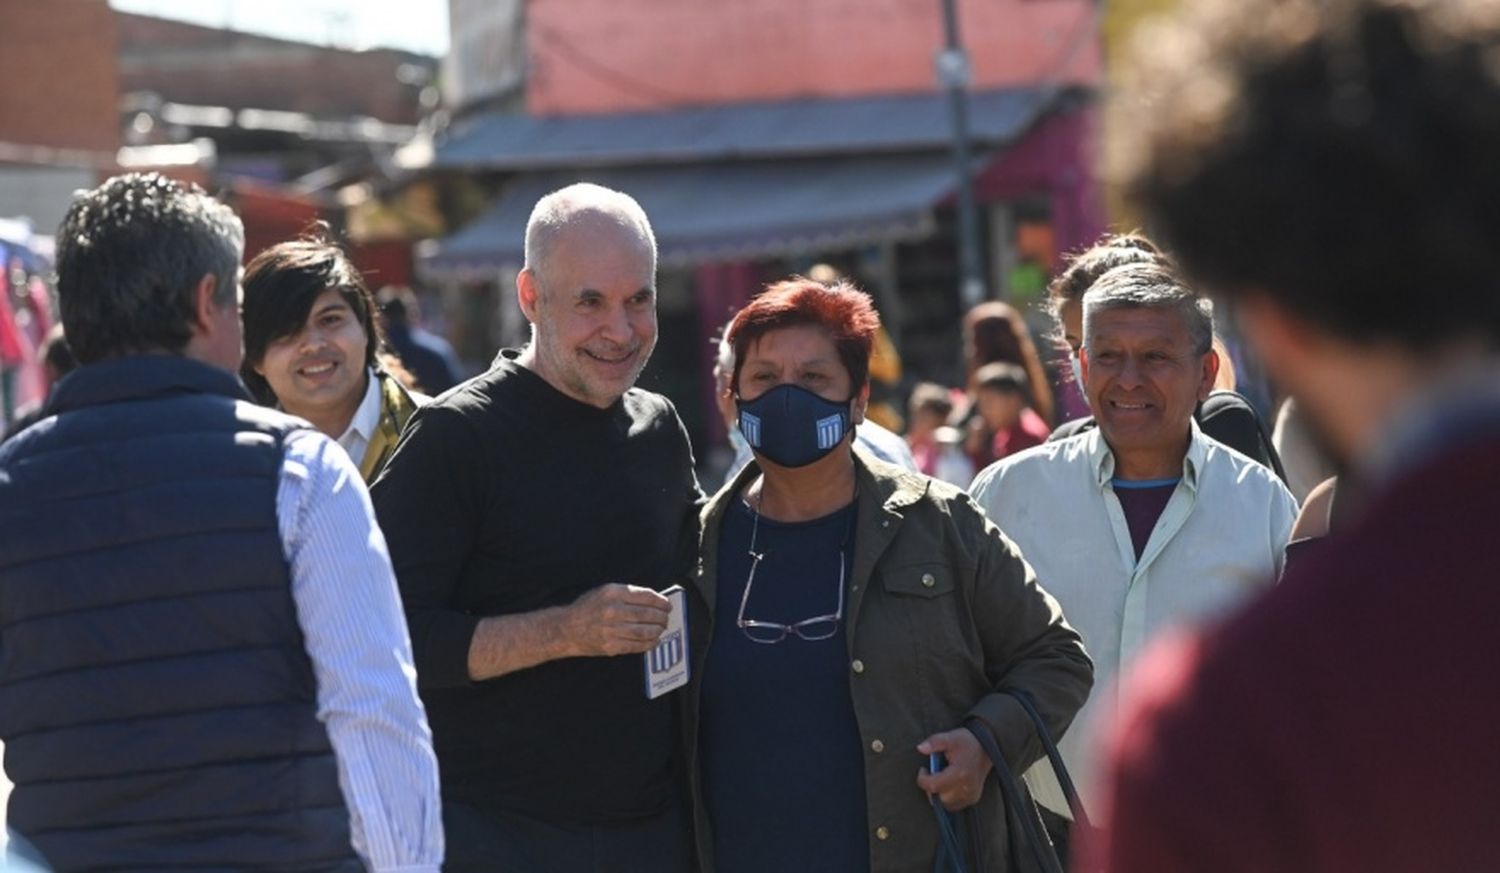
[974, 105, 1106, 256]
[526, 0, 1100, 115]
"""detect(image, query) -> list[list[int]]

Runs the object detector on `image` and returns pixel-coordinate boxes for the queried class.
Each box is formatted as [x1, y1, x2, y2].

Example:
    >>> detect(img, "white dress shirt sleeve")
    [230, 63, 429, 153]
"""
[277, 428, 444, 873]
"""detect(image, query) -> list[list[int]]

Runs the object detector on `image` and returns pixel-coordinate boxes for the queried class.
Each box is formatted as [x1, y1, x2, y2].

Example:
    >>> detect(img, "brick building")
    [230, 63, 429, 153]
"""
[117, 13, 434, 132]
[0, 0, 120, 233]
[114, 11, 441, 284]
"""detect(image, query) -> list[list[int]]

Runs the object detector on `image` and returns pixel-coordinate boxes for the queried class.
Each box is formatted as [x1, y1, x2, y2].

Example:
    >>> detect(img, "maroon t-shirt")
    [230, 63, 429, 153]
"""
[1111, 478, 1179, 559]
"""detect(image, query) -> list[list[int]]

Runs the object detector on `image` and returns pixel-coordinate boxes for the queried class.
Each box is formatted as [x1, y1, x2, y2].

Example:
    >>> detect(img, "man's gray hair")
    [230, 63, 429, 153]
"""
[55, 172, 244, 364]
[1082, 262, 1214, 355]
[523, 183, 657, 288]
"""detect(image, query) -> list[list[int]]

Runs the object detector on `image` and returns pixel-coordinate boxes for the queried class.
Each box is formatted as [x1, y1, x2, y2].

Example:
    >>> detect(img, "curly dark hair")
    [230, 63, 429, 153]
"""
[1108, 0, 1500, 349]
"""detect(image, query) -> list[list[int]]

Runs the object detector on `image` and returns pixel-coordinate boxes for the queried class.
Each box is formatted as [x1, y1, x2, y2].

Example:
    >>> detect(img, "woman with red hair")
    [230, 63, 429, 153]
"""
[682, 276, 1092, 873]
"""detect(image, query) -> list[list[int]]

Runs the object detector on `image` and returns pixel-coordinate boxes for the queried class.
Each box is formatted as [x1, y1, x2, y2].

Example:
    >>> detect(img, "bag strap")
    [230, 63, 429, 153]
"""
[1200, 390, 1289, 484]
[931, 794, 969, 873]
[1008, 689, 1093, 832]
[964, 716, 1066, 873]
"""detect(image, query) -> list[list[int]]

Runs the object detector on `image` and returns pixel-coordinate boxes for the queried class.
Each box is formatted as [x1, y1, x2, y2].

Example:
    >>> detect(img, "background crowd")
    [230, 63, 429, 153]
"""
[4, 0, 1500, 871]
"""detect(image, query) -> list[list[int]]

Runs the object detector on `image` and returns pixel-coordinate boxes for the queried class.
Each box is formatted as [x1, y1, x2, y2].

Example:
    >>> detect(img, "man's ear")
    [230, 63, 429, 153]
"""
[1194, 345, 1218, 408]
[192, 273, 220, 332]
[516, 268, 540, 324]
[1199, 345, 1222, 402]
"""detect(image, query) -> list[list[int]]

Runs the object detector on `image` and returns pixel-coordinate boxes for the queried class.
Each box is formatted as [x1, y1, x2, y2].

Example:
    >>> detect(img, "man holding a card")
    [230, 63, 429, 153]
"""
[371, 183, 703, 872]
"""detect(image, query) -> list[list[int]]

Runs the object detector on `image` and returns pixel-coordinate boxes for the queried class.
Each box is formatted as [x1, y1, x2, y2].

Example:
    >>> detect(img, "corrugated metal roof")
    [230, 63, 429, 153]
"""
[433, 86, 1057, 171]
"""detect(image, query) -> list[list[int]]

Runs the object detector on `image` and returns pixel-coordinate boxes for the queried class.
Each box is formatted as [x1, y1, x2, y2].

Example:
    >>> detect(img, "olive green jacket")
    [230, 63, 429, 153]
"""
[684, 448, 1093, 873]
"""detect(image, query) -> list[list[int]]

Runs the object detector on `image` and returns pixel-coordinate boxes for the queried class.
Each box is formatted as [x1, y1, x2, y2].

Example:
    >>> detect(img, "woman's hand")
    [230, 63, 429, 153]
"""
[916, 728, 994, 811]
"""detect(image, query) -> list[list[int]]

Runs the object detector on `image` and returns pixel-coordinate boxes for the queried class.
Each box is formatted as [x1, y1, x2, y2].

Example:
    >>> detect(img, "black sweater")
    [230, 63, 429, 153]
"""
[371, 351, 703, 823]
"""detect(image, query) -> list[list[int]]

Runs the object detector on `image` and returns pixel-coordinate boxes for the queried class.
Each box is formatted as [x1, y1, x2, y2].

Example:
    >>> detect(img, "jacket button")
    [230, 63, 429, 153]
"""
[851, 659, 865, 674]
[870, 739, 885, 754]
[876, 826, 891, 841]
[921, 573, 936, 588]
[881, 520, 889, 528]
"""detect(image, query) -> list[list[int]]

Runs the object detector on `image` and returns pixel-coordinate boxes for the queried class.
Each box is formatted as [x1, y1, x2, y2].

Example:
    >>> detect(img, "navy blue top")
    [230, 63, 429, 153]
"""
[0, 356, 358, 871]
[385, 323, 464, 394]
[1111, 477, 1180, 559]
[701, 498, 869, 873]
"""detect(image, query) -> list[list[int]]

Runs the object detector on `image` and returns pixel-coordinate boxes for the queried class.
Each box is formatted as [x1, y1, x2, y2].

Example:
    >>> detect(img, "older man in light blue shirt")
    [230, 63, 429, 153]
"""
[970, 262, 1297, 817]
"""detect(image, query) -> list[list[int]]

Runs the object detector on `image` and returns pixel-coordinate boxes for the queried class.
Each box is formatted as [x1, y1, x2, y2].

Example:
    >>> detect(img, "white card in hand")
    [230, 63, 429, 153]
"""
[644, 585, 689, 700]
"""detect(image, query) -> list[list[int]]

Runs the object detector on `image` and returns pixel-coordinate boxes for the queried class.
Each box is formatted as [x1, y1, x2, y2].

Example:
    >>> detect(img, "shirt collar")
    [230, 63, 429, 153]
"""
[338, 368, 382, 445]
[1090, 417, 1207, 492]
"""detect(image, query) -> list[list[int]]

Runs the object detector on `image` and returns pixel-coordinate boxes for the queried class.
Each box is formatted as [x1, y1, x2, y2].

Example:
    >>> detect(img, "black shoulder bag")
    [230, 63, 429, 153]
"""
[931, 690, 1092, 873]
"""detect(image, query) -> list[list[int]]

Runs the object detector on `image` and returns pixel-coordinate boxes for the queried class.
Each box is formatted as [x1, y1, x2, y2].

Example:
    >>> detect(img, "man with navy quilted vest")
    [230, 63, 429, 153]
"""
[0, 173, 442, 871]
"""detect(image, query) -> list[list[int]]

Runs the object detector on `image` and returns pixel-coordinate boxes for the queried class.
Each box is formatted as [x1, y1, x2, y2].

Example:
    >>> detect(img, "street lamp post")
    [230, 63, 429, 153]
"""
[938, 0, 988, 309]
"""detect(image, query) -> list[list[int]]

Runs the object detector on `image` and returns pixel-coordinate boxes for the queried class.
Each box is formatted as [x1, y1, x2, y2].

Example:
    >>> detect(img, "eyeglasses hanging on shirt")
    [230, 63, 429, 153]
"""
[735, 492, 857, 644]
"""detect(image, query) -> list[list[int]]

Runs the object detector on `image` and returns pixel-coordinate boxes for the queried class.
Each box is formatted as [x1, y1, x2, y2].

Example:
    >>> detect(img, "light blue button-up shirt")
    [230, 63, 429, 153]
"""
[969, 420, 1298, 812]
[277, 428, 444, 872]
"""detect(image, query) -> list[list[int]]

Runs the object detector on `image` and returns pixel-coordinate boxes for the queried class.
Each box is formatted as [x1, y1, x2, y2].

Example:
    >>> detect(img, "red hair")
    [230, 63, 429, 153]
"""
[727, 276, 881, 395]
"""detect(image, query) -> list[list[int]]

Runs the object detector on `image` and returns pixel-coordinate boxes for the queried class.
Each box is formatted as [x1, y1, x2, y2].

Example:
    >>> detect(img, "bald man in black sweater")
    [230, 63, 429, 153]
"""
[372, 183, 702, 872]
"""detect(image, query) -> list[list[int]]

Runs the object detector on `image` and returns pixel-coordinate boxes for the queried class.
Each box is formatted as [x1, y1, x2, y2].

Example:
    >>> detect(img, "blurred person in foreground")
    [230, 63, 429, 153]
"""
[370, 183, 703, 872]
[686, 277, 1091, 873]
[241, 229, 426, 483]
[1085, 0, 1500, 870]
[0, 173, 441, 871]
[969, 263, 1296, 859]
[377, 284, 464, 394]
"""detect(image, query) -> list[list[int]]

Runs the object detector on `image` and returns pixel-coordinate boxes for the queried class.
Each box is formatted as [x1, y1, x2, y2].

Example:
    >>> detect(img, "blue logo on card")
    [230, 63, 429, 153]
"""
[650, 630, 684, 673]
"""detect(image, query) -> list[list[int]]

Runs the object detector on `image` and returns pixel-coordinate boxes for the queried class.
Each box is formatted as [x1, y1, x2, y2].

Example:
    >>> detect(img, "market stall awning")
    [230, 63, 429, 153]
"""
[433, 86, 1064, 170]
[421, 153, 966, 274]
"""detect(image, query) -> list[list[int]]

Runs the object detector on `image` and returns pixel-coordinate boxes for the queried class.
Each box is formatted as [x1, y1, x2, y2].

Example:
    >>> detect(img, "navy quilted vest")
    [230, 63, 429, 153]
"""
[0, 356, 361, 872]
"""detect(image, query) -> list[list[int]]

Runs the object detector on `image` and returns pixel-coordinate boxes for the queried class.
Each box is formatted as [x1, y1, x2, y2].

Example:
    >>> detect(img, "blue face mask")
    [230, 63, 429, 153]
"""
[736, 383, 852, 468]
